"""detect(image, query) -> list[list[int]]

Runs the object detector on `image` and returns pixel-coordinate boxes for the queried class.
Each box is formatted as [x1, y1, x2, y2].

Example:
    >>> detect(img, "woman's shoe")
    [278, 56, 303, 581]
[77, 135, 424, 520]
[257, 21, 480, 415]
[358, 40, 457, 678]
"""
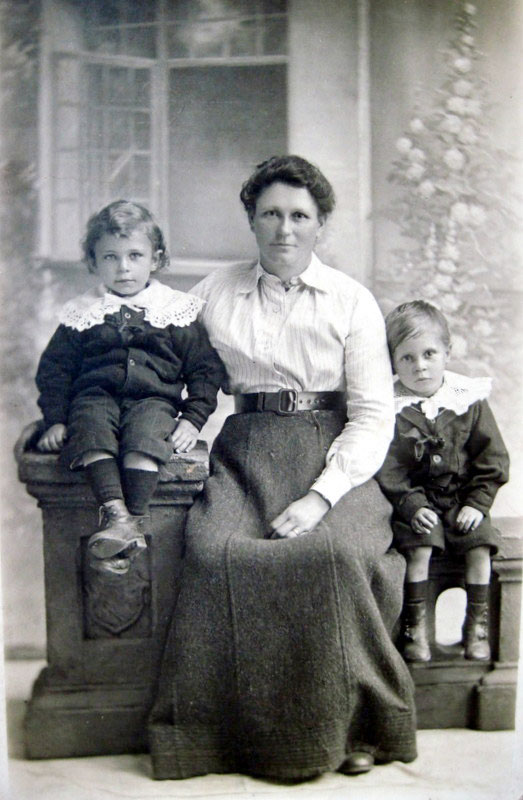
[339, 751, 375, 775]
[88, 499, 147, 559]
[462, 601, 490, 660]
[402, 599, 431, 662]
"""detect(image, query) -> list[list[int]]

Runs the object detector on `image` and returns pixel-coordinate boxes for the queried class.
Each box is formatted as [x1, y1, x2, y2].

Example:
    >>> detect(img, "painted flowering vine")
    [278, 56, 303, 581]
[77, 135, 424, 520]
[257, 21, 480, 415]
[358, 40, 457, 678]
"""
[383, 1, 518, 372]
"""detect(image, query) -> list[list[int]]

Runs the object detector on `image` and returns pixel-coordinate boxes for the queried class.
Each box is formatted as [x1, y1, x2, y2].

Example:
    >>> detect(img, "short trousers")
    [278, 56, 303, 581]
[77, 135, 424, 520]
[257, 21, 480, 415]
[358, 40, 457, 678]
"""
[61, 388, 178, 468]
[392, 502, 502, 556]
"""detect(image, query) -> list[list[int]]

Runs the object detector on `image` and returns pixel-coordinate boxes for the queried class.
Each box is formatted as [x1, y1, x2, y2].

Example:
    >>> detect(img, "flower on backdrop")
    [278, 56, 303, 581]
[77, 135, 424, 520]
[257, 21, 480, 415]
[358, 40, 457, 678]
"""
[418, 179, 436, 198]
[444, 148, 466, 170]
[446, 96, 468, 114]
[409, 117, 425, 133]
[396, 137, 413, 154]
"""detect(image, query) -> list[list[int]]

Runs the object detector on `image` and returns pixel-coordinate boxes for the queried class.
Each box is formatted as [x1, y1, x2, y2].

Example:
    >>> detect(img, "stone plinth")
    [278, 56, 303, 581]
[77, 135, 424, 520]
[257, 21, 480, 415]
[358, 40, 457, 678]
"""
[15, 421, 209, 759]
[412, 517, 522, 730]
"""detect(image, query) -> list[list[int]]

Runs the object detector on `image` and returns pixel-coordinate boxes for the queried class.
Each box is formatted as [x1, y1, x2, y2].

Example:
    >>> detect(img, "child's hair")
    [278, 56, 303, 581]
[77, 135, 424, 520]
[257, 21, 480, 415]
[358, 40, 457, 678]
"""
[385, 300, 451, 360]
[82, 199, 169, 273]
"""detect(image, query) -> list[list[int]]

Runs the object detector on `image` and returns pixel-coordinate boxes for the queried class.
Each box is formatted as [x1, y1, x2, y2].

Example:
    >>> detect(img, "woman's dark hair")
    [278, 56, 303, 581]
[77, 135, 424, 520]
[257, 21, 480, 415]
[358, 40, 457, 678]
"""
[239, 155, 336, 221]
[385, 300, 451, 362]
[82, 199, 169, 273]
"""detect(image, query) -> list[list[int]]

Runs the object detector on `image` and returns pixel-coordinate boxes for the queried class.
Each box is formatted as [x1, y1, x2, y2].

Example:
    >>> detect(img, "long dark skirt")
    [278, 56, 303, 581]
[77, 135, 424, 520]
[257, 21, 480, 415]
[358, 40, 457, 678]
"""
[148, 410, 417, 780]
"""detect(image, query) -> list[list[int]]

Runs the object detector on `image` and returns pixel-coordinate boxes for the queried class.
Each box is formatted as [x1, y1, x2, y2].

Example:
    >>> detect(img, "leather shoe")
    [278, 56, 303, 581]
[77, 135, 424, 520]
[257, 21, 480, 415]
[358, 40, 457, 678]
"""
[339, 751, 375, 775]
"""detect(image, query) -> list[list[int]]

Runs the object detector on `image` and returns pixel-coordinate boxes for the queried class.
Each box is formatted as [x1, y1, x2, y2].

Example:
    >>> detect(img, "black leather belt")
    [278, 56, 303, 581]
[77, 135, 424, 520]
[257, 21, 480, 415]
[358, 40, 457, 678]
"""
[234, 390, 346, 415]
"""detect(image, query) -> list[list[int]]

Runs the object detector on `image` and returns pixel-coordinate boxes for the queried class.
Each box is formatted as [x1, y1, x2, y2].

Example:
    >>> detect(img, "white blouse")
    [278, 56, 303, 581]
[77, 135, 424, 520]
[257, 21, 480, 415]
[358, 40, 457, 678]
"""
[192, 253, 394, 506]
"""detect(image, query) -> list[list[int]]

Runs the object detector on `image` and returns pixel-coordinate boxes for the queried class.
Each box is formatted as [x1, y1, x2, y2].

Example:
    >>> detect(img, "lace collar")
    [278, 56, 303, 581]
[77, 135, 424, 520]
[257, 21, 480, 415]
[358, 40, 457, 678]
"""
[59, 279, 204, 331]
[394, 370, 492, 420]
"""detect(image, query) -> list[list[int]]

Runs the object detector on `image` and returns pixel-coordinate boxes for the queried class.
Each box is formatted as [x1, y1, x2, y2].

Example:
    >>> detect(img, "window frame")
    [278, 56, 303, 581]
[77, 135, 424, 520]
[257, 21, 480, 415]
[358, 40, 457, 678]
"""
[38, 0, 288, 270]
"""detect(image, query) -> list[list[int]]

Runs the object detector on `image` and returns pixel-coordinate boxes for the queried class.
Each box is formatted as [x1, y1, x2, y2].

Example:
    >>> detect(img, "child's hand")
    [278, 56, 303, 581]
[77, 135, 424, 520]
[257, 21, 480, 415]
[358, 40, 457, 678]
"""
[37, 423, 67, 452]
[171, 419, 199, 453]
[456, 505, 484, 533]
[411, 507, 439, 535]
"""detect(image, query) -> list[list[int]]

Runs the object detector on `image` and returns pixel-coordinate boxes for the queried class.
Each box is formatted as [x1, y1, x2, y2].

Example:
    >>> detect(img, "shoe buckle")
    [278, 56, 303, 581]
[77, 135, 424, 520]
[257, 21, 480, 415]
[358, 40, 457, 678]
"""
[276, 388, 298, 415]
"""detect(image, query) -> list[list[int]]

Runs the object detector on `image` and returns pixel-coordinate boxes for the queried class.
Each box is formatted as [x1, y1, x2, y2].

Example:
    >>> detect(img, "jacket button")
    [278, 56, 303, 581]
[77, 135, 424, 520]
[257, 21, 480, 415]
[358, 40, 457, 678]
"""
[129, 358, 135, 366]
[432, 454, 442, 464]
[124, 312, 131, 319]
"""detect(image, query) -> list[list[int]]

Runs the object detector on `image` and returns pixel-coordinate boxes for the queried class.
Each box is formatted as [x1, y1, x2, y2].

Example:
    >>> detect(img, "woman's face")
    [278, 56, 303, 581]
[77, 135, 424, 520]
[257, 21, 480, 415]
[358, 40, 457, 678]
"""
[250, 181, 324, 276]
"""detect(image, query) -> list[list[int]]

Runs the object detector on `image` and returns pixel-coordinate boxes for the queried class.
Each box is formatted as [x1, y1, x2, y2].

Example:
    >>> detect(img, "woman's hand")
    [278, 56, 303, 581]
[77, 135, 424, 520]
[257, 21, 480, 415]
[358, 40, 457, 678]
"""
[411, 507, 439, 535]
[269, 491, 331, 539]
[456, 505, 484, 533]
[36, 423, 67, 452]
[171, 419, 199, 453]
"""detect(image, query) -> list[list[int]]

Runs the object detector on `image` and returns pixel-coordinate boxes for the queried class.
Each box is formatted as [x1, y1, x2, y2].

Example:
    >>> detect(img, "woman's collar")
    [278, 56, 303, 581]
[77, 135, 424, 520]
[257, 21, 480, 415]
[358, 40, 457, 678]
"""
[394, 370, 492, 420]
[253, 252, 330, 291]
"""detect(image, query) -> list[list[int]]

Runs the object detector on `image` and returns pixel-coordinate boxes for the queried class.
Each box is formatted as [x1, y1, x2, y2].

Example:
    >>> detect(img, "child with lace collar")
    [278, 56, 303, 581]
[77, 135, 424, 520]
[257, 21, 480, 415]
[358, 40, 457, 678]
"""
[35, 200, 225, 574]
[377, 301, 509, 662]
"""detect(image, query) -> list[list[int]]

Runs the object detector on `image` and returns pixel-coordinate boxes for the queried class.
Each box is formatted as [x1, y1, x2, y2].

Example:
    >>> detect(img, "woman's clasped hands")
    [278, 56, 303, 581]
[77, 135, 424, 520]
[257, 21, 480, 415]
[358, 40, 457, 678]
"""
[269, 490, 330, 539]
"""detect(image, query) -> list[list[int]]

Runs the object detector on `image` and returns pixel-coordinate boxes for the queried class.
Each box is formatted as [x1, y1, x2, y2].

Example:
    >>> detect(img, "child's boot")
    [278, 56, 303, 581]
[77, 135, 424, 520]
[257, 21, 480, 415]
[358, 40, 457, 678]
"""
[88, 499, 147, 559]
[402, 599, 431, 661]
[462, 601, 490, 660]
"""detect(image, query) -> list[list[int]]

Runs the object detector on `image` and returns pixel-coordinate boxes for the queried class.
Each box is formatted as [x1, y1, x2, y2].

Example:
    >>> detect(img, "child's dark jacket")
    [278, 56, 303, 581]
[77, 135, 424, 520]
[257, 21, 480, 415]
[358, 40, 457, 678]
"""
[36, 279, 225, 432]
[376, 371, 509, 523]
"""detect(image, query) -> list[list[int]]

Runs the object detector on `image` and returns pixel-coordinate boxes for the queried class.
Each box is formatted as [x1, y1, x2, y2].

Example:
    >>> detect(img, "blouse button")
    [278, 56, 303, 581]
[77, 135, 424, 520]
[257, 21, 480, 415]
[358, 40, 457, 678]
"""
[129, 358, 135, 366]
[432, 454, 442, 464]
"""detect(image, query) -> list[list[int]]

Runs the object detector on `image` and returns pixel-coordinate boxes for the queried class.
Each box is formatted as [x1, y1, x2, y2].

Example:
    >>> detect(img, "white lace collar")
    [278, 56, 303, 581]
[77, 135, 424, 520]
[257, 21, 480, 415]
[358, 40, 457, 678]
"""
[394, 370, 492, 420]
[59, 278, 204, 331]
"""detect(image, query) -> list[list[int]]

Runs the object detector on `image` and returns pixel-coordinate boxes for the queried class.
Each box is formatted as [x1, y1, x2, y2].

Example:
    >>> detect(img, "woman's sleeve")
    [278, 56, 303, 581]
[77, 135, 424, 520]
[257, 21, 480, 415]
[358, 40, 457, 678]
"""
[310, 290, 395, 506]
[35, 324, 83, 426]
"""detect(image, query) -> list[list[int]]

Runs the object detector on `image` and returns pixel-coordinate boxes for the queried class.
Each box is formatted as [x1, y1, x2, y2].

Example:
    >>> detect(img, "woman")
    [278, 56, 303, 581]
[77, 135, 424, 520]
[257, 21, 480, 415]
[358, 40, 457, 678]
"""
[148, 155, 417, 780]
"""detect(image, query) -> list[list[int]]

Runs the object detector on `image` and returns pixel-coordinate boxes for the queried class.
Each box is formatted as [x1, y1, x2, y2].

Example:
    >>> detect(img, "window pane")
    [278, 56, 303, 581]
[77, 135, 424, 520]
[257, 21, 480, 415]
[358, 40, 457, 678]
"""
[165, 0, 288, 58]
[168, 65, 286, 260]
[86, 0, 157, 57]
[108, 111, 131, 149]
[263, 17, 287, 55]
[82, 65, 152, 214]
[230, 19, 258, 56]
[164, 0, 257, 22]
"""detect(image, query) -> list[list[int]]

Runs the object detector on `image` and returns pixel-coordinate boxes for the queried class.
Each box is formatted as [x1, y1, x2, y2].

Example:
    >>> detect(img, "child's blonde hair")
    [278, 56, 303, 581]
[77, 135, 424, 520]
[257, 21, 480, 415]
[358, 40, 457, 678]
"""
[82, 200, 169, 273]
[385, 300, 451, 361]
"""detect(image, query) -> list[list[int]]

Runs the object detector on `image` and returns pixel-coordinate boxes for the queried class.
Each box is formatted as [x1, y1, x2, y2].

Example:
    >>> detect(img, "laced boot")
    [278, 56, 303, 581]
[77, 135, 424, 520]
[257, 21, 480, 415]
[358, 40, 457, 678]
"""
[401, 600, 431, 662]
[462, 601, 490, 660]
[88, 499, 147, 559]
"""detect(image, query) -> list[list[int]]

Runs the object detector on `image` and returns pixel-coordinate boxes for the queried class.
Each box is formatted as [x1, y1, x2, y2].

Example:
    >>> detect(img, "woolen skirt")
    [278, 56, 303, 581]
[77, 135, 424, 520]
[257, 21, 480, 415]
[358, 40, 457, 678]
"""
[148, 410, 417, 780]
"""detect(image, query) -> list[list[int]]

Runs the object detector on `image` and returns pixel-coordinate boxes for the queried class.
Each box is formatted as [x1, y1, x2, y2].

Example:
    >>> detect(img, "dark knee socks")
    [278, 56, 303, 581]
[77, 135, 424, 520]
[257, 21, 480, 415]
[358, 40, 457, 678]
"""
[84, 459, 159, 515]
[122, 468, 159, 516]
[405, 580, 428, 603]
[466, 583, 489, 604]
[84, 458, 123, 505]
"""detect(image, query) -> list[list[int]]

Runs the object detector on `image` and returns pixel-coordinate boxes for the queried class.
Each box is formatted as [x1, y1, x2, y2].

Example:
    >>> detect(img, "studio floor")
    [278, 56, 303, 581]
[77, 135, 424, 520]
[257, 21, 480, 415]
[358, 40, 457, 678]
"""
[3, 659, 523, 800]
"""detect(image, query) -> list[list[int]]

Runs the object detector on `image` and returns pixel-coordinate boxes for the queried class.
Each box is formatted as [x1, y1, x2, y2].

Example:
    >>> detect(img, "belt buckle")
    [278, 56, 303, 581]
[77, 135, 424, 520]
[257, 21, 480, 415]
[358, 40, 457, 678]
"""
[277, 388, 298, 415]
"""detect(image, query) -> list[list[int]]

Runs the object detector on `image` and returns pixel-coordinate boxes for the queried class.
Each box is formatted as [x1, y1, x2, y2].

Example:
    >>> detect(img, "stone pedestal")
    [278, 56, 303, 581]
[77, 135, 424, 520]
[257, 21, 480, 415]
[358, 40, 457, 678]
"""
[15, 422, 209, 758]
[412, 517, 522, 730]
[15, 422, 523, 755]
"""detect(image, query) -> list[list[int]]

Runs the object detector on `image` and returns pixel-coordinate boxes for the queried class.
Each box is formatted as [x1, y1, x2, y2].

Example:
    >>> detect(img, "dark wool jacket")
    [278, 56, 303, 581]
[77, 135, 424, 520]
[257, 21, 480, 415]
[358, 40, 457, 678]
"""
[36, 305, 226, 432]
[376, 398, 510, 523]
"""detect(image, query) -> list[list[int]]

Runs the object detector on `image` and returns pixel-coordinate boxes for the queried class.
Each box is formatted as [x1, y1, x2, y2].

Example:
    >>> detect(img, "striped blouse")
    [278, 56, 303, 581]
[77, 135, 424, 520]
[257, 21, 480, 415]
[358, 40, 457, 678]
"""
[191, 253, 394, 506]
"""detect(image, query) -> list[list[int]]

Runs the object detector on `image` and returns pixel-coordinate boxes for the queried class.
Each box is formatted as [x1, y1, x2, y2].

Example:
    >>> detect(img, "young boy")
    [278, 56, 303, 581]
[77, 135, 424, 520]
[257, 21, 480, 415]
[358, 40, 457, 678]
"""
[377, 300, 509, 661]
[36, 200, 225, 574]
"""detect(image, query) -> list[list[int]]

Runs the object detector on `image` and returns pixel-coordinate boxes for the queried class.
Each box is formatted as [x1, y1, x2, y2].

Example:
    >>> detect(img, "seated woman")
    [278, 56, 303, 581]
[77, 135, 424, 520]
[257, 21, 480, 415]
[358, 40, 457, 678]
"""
[148, 155, 417, 780]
